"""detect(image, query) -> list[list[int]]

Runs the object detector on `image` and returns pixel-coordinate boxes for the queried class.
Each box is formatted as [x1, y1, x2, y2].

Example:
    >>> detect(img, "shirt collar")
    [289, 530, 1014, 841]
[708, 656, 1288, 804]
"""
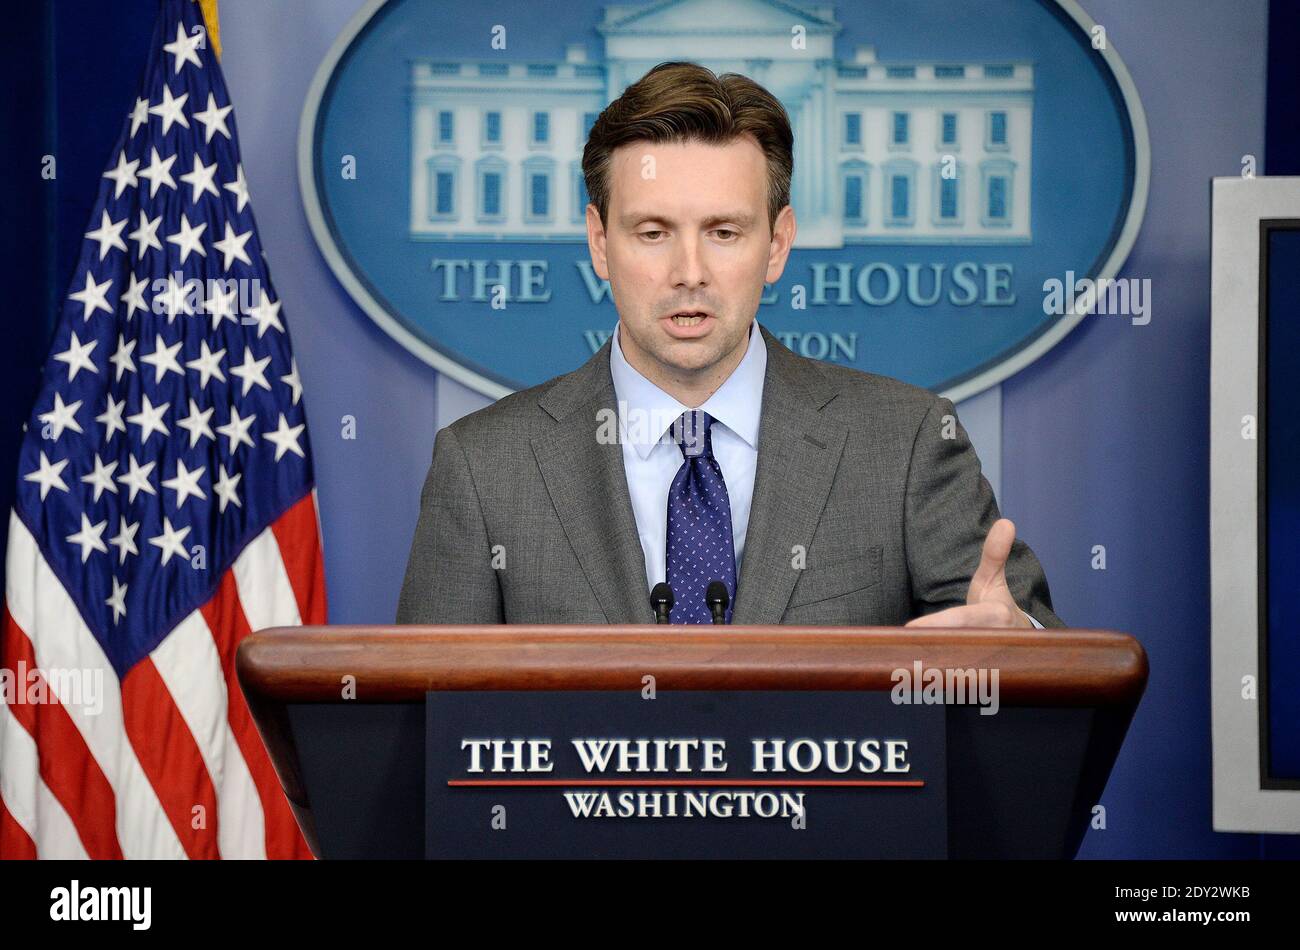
[609, 318, 767, 460]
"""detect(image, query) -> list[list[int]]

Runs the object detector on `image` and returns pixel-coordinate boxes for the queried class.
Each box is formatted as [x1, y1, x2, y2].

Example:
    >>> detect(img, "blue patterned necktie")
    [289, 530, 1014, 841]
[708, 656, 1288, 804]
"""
[665, 410, 738, 624]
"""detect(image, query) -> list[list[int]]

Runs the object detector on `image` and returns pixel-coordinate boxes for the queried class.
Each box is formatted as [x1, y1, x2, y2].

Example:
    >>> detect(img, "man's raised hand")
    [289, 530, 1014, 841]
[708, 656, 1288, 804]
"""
[904, 518, 1033, 629]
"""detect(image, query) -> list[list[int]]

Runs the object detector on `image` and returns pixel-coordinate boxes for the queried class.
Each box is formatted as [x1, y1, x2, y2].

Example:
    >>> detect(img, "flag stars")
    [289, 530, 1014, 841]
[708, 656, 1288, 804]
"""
[116, 454, 157, 503]
[212, 222, 253, 271]
[203, 282, 238, 330]
[148, 85, 190, 135]
[39, 392, 84, 440]
[109, 516, 140, 564]
[185, 340, 226, 388]
[230, 346, 272, 396]
[192, 92, 232, 143]
[140, 333, 184, 383]
[176, 398, 216, 447]
[156, 273, 194, 323]
[68, 271, 114, 321]
[108, 335, 137, 381]
[127, 393, 170, 445]
[19, 19, 320, 619]
[166, 213, 207, 263]
[163, 22, 205, 74]
[212, 464, 242, 512]
[80, 454, 119, 502]
[106, 577, 128, 624]
[96, 392, 128, 442]
[102, 151, 140, 199]
[121, 272, 149, 320]
[23, 451, 69, 500]
[243, 290, 283, 338]
[263, 413, 306, 461]
[281, 357, 303, 406]
[137, 146, 178, 197]
[179, 153, 220, 203]
[149, 516, 191, 566]
[66, 513, 109, 563]
[128, 209, 164, 257]
[53, 331, 98, 382]
[129, 96, 150, 137]
[162, 458, 206, 509]
[217, 404, 256, 452]
[224, 164, 250, 213]
[84, 210, 128, 260]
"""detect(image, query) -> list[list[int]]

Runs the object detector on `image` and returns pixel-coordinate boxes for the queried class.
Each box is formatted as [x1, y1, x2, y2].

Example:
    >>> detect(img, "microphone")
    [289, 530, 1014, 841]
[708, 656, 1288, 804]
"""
[649, 582, 674, 624]
[706, 580, 730, 625]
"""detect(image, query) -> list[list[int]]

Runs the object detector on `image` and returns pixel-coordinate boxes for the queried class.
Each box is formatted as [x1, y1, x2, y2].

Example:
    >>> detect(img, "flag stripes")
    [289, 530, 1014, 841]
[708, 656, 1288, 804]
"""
[1, 495, 324, 858]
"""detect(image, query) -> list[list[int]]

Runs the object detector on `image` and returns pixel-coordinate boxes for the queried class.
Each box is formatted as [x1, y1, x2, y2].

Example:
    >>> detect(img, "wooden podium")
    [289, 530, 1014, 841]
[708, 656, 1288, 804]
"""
[236, 626, 1147, 859]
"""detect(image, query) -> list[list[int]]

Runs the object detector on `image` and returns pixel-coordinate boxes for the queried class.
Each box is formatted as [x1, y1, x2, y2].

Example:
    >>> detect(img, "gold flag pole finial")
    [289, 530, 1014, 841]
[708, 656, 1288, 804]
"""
[199, 0, 222, 60]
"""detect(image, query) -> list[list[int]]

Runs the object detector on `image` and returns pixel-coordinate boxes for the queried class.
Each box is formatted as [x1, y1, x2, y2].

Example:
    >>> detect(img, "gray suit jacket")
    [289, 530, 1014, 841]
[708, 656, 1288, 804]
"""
[396, 323, 1063, 627]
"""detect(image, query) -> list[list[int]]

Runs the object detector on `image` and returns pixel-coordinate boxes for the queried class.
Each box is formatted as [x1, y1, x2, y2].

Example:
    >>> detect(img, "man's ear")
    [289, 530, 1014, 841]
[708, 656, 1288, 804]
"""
[765, 204, 797, 285]
[587, 203, 610, 281]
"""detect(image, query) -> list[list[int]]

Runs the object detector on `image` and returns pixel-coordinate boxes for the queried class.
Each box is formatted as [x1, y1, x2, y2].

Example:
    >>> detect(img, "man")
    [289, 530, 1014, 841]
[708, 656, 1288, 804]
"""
[396, 61, 1062, 629]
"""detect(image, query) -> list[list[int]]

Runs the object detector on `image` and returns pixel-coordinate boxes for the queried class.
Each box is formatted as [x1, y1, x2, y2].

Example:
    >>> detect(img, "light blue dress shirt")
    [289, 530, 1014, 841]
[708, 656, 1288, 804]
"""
[609, 318, 765, 590]
[607, 319, 1043, 628]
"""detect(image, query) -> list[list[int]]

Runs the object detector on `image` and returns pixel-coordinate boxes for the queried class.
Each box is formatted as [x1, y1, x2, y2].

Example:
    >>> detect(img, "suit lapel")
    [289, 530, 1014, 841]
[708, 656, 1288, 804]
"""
[530, 325, 848, 627]
[531, 343, 650, 624]
[731, 326, 848, 625]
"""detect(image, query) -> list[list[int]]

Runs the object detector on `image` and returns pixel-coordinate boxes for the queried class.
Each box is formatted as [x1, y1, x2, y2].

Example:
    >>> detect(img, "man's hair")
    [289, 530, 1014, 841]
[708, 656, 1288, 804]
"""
[581, 61, 794, 235]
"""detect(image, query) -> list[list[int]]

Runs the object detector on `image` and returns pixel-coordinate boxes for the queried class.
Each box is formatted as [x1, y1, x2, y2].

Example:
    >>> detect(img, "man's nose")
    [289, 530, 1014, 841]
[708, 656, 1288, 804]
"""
[669, 232, 710, 289]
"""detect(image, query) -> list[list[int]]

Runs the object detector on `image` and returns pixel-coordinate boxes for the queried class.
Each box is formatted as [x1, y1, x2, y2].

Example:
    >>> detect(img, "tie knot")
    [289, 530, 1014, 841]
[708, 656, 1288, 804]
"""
[672, 410, 714, 459]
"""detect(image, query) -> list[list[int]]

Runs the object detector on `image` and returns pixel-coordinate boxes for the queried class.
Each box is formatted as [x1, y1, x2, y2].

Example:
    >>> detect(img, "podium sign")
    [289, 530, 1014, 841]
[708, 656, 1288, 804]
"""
[425, 690, 946, 859]
[236, 625, 1147, 859]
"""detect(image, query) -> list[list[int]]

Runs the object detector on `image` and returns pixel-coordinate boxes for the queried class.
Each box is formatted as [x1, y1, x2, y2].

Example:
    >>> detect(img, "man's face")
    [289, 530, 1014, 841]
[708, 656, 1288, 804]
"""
[588, 134, 796, 386]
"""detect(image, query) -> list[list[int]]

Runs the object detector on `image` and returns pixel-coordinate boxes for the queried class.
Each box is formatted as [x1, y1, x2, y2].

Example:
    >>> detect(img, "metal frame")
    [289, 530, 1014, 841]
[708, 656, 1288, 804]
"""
[1209, 175, 1300, 833]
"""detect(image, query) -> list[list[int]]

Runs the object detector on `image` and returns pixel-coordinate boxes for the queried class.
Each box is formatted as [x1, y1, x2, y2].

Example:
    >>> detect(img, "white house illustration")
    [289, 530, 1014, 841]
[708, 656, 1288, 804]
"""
[408, 0, 1033, 248]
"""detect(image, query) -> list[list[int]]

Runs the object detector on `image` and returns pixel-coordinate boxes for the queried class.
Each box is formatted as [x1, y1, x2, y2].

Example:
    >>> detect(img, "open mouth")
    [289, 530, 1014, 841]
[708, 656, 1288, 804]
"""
[668, 311, 710, 327]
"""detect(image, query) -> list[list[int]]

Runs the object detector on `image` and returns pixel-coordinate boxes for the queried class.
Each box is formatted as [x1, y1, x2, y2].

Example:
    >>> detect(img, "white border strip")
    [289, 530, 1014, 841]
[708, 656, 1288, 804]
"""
[297, 0, 1149, 404]
[1209, 175, 1300, 834]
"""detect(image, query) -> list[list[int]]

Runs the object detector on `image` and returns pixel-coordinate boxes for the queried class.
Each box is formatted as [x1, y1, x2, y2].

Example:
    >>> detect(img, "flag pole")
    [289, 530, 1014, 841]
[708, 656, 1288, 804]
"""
[199, 0, 221, 60]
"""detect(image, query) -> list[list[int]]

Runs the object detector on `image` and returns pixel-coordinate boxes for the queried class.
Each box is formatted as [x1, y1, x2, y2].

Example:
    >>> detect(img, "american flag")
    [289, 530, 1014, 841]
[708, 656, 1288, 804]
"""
[0, 0, 323, 859]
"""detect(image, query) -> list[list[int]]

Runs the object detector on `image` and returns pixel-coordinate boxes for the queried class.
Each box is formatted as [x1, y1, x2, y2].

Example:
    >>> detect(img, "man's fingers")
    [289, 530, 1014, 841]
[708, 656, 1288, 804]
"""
[905, 602, 1018, 628]
[967, 518, 1016, 604]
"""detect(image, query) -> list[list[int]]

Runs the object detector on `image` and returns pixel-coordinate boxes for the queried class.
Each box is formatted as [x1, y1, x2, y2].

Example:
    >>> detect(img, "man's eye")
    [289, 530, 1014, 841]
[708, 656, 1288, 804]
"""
[638, 229, 737, 241]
